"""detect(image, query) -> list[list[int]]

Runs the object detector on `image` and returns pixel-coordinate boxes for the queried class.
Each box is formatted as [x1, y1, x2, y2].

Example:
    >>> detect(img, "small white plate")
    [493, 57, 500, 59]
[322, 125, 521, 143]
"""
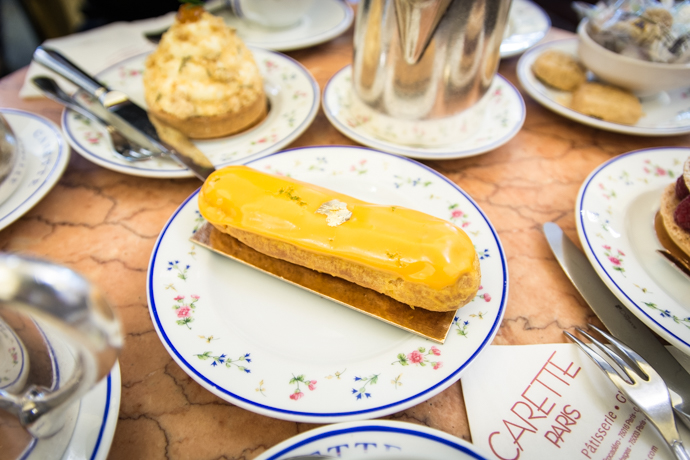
[216, 0, 354, 52]
[322, 66, 525, 160]
[147, 146, 507, 423]
[0, 109, 69, 232]
[254, 420, 490, 459]
[501, 0, 550, 59]
[576, 147, 690, 356]
[517, 38, 690, 136]
[20, 362, 122, 460]
[62, 48, 319, 179]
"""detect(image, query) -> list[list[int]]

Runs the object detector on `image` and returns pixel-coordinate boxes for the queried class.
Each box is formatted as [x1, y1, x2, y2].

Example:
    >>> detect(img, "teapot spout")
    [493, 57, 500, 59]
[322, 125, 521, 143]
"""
[395, 0, 452, 65]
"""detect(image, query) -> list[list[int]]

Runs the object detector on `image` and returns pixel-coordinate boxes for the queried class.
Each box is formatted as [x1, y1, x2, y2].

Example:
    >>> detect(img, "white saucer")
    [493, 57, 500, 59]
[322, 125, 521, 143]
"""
[216, 0, 353, 51]
[322, 66, 525, 160]
[20, 362, 121, 460]
[62, 48, 319, 179]
[255, 420, 490, 459]
[0, 109, 70, 232]
[517, 38, 690, 136]
[501, 0, 550, 58]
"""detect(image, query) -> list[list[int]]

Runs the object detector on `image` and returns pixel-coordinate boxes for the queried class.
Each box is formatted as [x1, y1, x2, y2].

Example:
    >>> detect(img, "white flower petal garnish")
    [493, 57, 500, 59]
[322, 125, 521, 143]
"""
[316, 199, 352, 227]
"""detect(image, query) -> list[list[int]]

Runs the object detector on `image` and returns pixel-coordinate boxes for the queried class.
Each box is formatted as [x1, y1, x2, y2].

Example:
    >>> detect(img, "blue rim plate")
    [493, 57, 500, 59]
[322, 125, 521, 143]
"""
[255, 420, 490, 459]
[0, 109, 69, 232]
[576, 147, 690, 356]
[146, 146, 507, 422]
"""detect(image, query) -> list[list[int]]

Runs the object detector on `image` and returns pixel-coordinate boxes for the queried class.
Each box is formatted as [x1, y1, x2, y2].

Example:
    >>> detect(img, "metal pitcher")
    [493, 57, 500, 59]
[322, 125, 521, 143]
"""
[0, 253, 121, 451]
[353, 0, 512, 123]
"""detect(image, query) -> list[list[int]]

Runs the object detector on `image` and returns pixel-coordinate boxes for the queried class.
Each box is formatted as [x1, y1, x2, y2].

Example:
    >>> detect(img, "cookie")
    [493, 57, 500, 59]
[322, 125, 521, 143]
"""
[570, 82, 643, 125]
[532, 49, 587, 91]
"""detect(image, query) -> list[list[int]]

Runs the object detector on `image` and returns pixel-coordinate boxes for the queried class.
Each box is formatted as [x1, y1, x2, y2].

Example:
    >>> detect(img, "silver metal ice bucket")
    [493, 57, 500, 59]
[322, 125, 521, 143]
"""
[352, 0, 511, 144]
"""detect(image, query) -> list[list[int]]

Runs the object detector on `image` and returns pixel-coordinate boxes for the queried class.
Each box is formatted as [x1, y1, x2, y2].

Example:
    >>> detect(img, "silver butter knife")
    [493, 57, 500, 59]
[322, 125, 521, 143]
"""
[543, 222, 690, 431]
[32, 46, 215, 181]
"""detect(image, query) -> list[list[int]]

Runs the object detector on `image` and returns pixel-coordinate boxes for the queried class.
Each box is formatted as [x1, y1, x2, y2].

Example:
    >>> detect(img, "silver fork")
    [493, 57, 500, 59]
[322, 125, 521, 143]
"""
[31, 76, 157, 162]
[566, 325, 690, 460]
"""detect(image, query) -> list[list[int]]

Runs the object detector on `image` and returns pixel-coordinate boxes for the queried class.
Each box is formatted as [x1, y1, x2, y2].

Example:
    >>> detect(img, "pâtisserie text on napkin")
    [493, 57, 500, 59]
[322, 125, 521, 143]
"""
[461, 344, 690, 460]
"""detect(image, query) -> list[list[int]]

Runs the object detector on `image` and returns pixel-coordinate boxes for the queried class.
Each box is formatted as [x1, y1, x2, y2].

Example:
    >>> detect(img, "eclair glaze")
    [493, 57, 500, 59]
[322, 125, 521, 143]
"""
[198, 166, 477, 291]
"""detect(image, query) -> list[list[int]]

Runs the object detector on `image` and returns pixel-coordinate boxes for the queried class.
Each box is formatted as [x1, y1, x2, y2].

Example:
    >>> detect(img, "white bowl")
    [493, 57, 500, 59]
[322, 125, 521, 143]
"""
[577, 19, 690, 97]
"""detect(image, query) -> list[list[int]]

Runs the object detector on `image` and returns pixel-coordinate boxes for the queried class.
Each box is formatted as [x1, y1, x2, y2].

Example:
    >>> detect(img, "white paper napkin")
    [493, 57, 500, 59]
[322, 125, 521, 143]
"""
[19, 13, 175, 99]
[462, 343, 690, 460]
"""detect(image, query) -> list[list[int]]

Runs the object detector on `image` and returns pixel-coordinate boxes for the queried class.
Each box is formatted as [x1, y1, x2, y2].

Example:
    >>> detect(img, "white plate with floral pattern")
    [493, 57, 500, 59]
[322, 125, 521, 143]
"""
[501, 0, 550, 59]
[62, 48, 319, 179]
[254, 420, 490, 459]
[0, 109, 69, 232]
[215, 0, 353, 52]
[322, 66, 525, 160]
[517, 39, 690, 136]
[147, 146, 507, 423]
[576, 147, 690, 356]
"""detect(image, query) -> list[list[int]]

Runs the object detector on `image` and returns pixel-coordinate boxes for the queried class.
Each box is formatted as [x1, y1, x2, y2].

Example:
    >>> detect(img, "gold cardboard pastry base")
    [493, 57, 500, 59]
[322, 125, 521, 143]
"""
[190, 223, 456, 343]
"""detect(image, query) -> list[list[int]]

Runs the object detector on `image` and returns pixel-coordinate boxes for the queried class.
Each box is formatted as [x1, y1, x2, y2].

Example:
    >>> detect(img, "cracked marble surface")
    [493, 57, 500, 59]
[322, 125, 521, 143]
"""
[0, 26, 689, 459]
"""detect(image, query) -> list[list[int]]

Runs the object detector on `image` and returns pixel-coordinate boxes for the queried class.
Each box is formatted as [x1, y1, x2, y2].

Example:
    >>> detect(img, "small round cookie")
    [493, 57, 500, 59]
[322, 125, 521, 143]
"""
[570, 82, 643, 125]
[532, 49, 587, 91]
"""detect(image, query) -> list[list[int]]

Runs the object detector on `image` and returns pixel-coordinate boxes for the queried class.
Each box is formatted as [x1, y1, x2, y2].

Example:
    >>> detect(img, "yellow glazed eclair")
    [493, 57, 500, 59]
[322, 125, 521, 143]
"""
[198, 166, 481, 312]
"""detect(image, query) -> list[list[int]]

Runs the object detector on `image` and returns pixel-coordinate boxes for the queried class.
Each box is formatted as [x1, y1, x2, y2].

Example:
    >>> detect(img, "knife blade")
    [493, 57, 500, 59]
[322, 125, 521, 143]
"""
[543, 222, 690, 431]
[32, 46, 215, 181]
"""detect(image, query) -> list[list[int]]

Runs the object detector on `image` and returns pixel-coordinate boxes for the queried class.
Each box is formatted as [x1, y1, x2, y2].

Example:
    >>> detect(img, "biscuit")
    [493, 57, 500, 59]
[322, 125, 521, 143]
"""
[570, 82, 643, 124]
[532, 49, 587, 91]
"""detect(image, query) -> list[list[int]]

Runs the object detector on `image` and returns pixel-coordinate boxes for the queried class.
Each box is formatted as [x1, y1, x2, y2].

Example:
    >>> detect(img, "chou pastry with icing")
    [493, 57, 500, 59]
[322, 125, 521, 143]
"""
[198, 166, 481, 312]
[143, 5, 267, 139]
[660, 157, 690, 256]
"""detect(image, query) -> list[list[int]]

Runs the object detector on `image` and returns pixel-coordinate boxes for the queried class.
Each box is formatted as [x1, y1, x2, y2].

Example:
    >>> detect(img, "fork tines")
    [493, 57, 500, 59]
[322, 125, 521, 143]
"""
[564, 324, 646, 386]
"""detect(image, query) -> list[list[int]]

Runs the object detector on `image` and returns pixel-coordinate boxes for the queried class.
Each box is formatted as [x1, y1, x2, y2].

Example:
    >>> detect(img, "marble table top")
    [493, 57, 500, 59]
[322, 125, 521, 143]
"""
[0, 25, 688, 459]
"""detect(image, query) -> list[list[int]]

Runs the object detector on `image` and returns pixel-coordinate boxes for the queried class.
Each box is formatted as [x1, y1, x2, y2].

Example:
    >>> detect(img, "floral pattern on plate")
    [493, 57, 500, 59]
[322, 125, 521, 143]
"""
[322, 66, 525, 160]
[147, 146, 508, 422]
[577, 147, 690, 356]
[62, 48, 319, 179]
[517, 39, 690, 136]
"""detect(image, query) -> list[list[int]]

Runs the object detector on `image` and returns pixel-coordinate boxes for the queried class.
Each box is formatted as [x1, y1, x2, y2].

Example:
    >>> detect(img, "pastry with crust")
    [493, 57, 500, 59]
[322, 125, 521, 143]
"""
[660, 157, 690, 257]
[143, 5, 267, 139]
[198, 166, 481, 312]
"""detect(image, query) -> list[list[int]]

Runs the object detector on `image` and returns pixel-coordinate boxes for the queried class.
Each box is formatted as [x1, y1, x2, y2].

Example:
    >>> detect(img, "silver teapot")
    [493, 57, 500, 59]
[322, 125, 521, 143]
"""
[353, 0, 512, 132]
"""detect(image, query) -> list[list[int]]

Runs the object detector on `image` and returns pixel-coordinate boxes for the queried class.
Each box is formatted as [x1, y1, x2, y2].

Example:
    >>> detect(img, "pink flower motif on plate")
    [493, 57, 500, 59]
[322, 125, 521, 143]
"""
[289, 374, 316, 400]
[394, 347, 442, 369]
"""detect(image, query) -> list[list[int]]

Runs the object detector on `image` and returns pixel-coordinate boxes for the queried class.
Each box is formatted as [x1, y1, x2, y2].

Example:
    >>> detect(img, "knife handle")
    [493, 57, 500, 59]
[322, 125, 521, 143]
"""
[33, 46, 106, 99]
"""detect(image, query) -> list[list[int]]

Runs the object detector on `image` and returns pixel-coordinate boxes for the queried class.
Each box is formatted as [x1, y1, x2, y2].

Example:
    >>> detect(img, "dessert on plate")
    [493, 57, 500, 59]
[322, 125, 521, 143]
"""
[530, 49, 643, 125]
[659, 157, 690, 258]
[198, 166, 481, 312]
[143, 4, 267, 139]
